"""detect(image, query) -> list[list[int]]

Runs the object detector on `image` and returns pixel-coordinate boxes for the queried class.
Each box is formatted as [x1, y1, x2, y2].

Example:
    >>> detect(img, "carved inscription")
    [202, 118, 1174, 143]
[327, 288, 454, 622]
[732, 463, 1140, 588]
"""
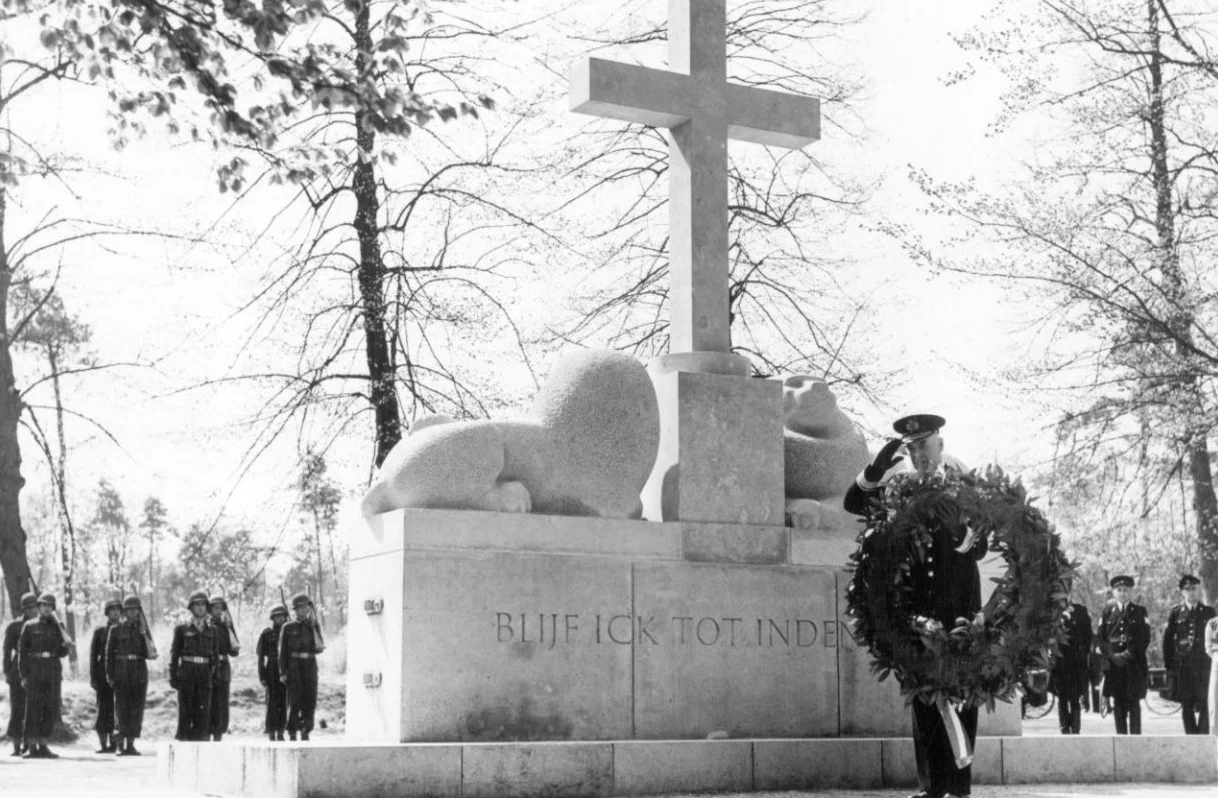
[494, 612, 847, 650]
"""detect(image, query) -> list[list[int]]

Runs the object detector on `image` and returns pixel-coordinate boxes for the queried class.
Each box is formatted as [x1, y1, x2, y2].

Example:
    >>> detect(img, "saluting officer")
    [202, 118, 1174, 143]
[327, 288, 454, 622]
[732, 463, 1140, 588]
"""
[170, 590, 219, 741]
[279, 593, 325, 741]
[257, 604, 289, 741]
[107, 596, 153, 755]
[207, 596, 240, 742]
[18, 593, 72, 758]
[845, 414, 985, 798]
[1098, 574, 1151, 734]
[1163, 574, 1216, 734]
[89, 597, 122, 753]
[3, 592, 38, 756]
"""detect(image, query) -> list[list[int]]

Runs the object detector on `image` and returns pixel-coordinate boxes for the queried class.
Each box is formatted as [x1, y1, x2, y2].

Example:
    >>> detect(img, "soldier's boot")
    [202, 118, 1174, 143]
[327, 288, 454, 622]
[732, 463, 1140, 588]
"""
[127, 739, 141, 756]
[40, 745, 59, 759]
[116, 737, 131, 756]
[276, 730, 285, 741]
[96, 732, 112, 754]
[288, 731, 297, 741]
[213, 733, 223, 742]
[268, 731, 277, 742]
[10, 740, 22, 756]
[301, 731, 310, 741]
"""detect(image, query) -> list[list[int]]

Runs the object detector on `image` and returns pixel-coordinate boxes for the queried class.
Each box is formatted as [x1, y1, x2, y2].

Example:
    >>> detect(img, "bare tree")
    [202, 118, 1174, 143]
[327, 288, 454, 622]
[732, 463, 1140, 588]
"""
[898, 0, 1218, 597]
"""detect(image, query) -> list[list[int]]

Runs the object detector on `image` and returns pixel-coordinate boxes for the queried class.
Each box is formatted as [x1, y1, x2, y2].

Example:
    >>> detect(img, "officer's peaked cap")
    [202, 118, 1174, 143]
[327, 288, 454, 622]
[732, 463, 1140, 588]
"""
[893, 414, 946, 444]
[1110, 574, 1135, 589]
[1179, 574, 1202, 590]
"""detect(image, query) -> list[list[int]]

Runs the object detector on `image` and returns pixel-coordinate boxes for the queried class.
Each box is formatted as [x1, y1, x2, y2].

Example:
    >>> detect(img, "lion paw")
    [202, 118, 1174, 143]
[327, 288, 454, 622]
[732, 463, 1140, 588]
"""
[484, 480, 532, 514]
[785, 498, 824, 530]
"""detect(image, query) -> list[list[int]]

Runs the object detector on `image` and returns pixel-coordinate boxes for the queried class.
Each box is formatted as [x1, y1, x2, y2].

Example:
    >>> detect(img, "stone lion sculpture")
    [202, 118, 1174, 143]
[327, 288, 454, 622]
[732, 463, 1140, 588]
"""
[782, 375, 870, 530]
[361, 349, 660, 519]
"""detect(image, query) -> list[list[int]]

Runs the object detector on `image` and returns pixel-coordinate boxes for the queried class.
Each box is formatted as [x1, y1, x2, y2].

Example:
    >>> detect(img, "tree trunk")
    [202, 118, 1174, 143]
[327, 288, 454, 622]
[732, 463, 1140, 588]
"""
[0, 188, 32, 612]
[353, 0, 402, 468]
[1146, 0, 1218, 600]
[47, 344, 78, 671]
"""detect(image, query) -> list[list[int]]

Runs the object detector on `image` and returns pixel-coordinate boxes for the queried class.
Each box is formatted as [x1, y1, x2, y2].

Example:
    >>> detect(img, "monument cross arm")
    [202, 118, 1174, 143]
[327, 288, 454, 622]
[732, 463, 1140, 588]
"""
[567, 0, 820, 357]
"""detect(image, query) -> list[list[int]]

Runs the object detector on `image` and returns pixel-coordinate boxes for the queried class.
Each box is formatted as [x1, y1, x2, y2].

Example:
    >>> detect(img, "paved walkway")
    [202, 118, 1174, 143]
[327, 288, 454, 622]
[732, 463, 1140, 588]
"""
[0, 733, 1212, 797]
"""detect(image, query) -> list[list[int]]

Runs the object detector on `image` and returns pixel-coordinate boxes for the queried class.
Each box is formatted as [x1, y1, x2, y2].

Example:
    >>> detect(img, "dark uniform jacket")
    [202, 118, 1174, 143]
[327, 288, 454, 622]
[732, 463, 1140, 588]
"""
[257, 626, 282, 683]
[1049, 603, 1093, 700]
[169, 619, 219, 685]
[2, 618, 23, 684]
[106, 620, 151, 684]
[18, 617, 70, 681]
[210, 619, 238, 682]
[1162, 602, 1216, 703]
[277, 619, 322, 674]
[1098, 602, 1150, 699]
[90, 624, 116, 689]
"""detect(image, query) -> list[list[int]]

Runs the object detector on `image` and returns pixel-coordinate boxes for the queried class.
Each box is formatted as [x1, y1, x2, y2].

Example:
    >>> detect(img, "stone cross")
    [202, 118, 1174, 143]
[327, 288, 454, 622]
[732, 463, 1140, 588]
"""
[569, 0, 820, 355]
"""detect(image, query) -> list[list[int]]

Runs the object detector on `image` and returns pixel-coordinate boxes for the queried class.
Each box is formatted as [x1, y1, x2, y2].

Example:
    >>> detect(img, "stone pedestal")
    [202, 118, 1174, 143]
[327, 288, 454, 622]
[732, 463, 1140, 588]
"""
[344, 508, 1018, 744]
[641, 353, 785, 525]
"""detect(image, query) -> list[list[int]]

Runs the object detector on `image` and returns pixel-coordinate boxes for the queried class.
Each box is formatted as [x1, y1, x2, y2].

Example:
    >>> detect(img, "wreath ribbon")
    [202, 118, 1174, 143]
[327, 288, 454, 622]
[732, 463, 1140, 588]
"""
[937, 698, 973, 768]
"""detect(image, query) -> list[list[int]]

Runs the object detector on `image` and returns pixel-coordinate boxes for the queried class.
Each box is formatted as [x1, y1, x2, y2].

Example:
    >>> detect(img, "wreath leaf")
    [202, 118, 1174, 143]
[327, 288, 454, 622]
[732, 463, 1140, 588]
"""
[844, 465, 1075, 709]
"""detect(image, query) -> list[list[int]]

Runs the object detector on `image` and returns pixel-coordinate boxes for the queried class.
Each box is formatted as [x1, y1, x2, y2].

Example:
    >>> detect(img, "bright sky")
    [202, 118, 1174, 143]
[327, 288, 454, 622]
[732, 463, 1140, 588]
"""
[6, 0, 1058, 542]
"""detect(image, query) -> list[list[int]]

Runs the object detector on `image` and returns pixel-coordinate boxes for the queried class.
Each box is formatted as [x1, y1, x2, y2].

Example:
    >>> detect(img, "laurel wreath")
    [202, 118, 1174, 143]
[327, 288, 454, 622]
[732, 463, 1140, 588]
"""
[844, 466, 1074, 710]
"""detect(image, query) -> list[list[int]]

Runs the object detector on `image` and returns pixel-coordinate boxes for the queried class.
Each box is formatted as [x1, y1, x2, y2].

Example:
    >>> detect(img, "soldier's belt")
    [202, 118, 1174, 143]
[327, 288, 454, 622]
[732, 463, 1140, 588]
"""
[289, 652, 315, 659]
[181, 655, 210, 664]
[27, 652, 54, 658]
[117, 654, 142, 660]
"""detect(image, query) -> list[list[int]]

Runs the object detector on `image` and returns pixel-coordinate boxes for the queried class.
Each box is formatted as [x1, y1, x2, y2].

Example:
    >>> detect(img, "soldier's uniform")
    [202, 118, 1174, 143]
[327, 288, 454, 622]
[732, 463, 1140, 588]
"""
[90, 598, 122, 753]
[279, 593, 324, 741]
[1098, 575, 1151, 735]
[3, 592, 37, 756]
[107, 596, 153, 755]
[257, 605, 289, 741]
[170, 590, 219, 741]
[19, 593, 71, 758]
[1162, 574, 1216, 734]
[845, 414, 985, 798]
[1048, 602, 1093, 734]
[207, 596, 240, 741]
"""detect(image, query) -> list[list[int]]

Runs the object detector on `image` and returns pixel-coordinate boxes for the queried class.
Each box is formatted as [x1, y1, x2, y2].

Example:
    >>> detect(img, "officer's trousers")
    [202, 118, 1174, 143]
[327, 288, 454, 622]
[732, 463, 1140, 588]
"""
[1112, 696, 1141, 734]
[285, 659, 318, 735]
[176, 664, 212, 741]
[5, 678, 26, 741]
[93, 682, 115, 734]
[912, 699, 978, 798]
[22, 679, 56, 739]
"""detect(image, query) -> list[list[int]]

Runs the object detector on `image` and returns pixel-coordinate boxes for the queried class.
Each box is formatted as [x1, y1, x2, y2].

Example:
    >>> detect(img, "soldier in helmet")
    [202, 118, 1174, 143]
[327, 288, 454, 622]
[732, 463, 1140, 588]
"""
[107, 596, 153, 755]
[169, 590, 218, 741]
[279, 593, 325, 741]
[207, 596, 240, 741]
[257, 604, 289, 741]
[1098, 574, 1151, 734]
[18, 593, 72, 758]
[3, 592, 38, 756]
[89, 597, 122, 753]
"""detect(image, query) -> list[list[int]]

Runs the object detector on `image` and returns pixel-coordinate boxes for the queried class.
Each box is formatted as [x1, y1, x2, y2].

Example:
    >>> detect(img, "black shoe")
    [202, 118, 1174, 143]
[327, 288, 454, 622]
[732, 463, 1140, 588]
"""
[907, 792, 941, 798]
[301, 731, 310, 741]
[213, 733, 223, 742]
[268, 732, 276, 742]
[21, 748, 40, 759]
[276, 730, 284, 741]
[128, 746, 141, 756]
[40, 746, 58, 759]
[288, 731, 297, 741]
[10, 745, 21, 757]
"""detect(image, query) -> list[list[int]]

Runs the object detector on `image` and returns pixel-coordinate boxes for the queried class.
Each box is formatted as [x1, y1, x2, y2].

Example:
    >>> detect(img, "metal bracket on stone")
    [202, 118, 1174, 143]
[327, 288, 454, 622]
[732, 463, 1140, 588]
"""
[363, 671, 382, 688]
[363, 596, 384, 615]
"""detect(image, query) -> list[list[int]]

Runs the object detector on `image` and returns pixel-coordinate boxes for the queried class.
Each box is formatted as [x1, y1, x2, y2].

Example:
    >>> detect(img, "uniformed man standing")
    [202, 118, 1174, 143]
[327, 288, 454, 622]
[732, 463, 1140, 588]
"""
[1048, 597, 1093, 734]
[207, 596, 240, 741]
[257, 604, 289, 741]
[1162, 574, 1216, 734]
[1098, 575, 1151, 734]
[845, 414, 986, 798]
[89, 597, 121, 753]
[279, 593, 325, 741]
[107, 596, 153, 755]
[3, 592, 38, 756]
[18, 593, 72, 758]
[170, 590, 218, 741]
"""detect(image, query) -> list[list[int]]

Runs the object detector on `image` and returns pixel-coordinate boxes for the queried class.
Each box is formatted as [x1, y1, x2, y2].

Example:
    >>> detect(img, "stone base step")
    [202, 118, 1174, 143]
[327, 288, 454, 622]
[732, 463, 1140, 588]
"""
[159, 735, 1218, 798]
